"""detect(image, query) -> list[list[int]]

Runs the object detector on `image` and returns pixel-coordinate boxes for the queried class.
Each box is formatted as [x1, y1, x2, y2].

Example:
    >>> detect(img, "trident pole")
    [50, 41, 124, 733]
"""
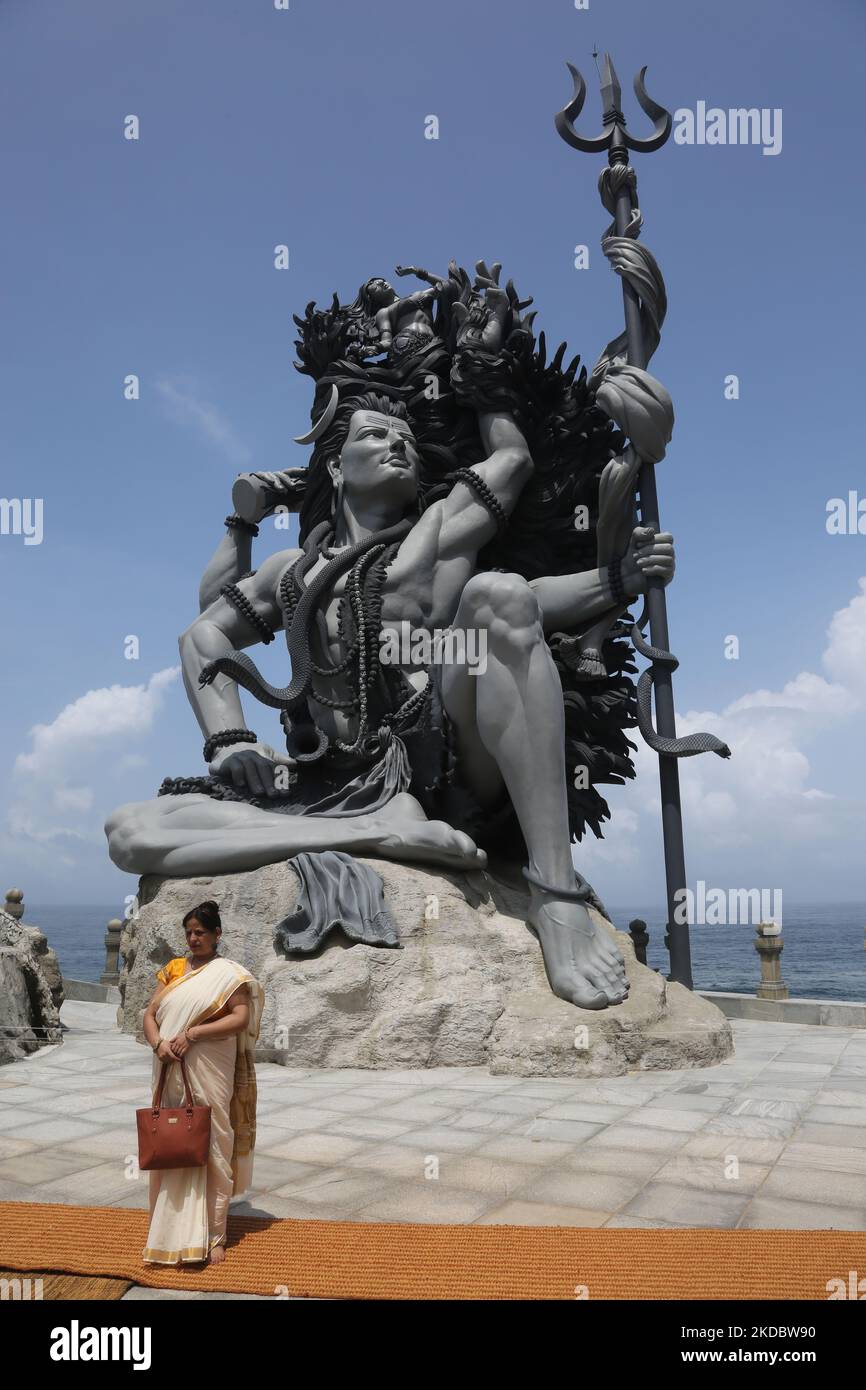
[607, 94, 691, 991]
[555, 55, 730, 989]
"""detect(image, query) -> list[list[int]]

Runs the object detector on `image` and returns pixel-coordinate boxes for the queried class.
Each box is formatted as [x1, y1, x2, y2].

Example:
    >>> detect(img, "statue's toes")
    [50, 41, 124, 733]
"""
[453, 831, 486, 867]
[589, 936, 622, 973]
[596, 963, 625, 998]
[604, 979, 629, 1005]
[585, 961, 621, 1000]
[605, 953, 628, 983]
[594, 940, 622, 969]
[573, 650, 607, 681]
[604, 951, 629, 986]
[568, 979, 608, 1011]
[588, 949, 629, 1003]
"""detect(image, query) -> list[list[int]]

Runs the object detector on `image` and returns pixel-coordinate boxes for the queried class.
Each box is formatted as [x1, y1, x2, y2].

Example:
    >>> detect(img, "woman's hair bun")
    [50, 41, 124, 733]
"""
[183, 901, 222, 932]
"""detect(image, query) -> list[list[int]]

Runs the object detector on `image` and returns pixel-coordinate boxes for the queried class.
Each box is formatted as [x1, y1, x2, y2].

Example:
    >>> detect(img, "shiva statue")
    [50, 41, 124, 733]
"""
[106, 260, 675, 1010]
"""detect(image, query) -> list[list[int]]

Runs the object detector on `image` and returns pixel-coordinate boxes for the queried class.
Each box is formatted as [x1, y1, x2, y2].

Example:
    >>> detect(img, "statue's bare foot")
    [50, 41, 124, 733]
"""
[574, 647, 607, 681]
[526, 885, 629, 1009]
[366, 793, 486, 870]
[209, 1244, 226, 1265]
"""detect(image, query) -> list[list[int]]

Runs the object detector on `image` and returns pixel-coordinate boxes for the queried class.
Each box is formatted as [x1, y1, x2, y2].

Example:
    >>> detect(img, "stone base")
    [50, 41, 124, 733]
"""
[0, 909, 63, 1064]
[118, 859, 733, 1077]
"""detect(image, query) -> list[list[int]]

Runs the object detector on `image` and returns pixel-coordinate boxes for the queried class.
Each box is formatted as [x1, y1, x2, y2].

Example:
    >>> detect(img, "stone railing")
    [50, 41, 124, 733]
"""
[3, 889, 123, 1005]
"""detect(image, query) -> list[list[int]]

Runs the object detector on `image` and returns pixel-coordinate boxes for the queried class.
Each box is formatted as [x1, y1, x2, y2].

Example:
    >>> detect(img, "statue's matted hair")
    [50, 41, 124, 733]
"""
[288, 265, 640, 846]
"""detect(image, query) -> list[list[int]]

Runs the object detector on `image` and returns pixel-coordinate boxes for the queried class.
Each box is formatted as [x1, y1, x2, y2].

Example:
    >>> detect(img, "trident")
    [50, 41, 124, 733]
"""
[555, 55, 730, 990]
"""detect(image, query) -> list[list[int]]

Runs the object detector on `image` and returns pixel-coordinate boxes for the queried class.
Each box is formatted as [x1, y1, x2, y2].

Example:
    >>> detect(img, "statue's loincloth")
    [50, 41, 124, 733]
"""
[158, 666, 517, 851]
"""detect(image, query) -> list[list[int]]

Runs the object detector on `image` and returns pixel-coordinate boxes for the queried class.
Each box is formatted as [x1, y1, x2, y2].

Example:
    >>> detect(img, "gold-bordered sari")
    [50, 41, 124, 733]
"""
[141, 955, 264, 1265]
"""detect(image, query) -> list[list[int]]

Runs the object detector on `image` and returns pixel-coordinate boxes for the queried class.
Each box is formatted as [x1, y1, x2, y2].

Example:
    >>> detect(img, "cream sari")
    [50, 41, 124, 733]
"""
[142, 956, 264, 1265]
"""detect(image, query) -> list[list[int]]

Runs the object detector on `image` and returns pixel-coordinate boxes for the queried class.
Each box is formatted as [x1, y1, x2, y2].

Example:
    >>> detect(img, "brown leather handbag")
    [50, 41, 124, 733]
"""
[136, 1057, 212, 1170]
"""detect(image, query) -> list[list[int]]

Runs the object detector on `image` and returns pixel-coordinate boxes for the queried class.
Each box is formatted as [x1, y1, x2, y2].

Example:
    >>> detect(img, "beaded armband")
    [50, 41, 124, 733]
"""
[219, 583, 275, 644]
[225, 514, 259, 538]
[449, 468, 509, 534]
[607, 556, 628, 607]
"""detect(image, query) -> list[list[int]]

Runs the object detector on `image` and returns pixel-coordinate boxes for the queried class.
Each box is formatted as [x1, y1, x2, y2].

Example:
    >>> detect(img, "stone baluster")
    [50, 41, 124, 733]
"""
[3, 887, 64, 1007]
[4, 888, 24, 921]
[100, 918, 123, 986]
[755, 920, 789, 1000]
[628, 918, 649, 966]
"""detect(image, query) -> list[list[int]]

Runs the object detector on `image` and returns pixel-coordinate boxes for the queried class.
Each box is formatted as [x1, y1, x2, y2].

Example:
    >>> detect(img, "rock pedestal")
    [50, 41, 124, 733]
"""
[118, 859, 732, 1077]
[0, 909, 63, 1064]
[19, 924, 64, 1010]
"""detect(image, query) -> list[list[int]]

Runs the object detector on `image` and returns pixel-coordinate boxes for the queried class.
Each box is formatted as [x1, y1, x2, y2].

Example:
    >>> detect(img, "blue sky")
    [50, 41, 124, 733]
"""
[2, 0, 865, 911]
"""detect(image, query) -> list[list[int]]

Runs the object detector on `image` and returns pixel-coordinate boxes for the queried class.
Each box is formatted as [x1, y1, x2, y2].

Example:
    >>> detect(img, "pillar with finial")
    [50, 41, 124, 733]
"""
[755, 921, 789, 1000]
[628, 918, 649, 966]
[100, 919, 123, 985]
[4, 888, 24, 922]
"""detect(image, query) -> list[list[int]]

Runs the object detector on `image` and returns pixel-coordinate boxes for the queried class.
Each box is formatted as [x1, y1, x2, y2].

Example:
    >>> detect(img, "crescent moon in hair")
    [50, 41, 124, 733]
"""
[293, 384, 339, 445]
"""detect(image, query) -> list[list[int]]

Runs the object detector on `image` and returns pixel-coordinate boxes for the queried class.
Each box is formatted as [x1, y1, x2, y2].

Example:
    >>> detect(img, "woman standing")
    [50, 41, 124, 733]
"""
[141, 901, 264, 1266]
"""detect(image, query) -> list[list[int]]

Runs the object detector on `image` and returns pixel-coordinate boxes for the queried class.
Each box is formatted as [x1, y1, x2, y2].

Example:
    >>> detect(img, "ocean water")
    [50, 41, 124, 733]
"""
[607, 903, 866, 1003]
[24, 905, 122, 986]
[21, 901, 866, 1002]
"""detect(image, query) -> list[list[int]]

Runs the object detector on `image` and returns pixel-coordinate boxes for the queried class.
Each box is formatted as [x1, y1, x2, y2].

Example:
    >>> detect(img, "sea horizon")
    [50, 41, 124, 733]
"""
[15, 898, 866, 1003]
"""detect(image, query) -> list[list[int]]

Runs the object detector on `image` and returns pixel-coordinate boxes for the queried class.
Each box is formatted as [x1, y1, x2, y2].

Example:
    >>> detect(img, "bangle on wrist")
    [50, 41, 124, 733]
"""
[203, 728, 258, 764]
[225, 513, 259, 538]
[608, 556, 628, 606]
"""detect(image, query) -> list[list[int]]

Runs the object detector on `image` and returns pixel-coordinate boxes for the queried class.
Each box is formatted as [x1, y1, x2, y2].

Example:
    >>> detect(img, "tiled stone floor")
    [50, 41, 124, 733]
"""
[1, 999, 865, 1296]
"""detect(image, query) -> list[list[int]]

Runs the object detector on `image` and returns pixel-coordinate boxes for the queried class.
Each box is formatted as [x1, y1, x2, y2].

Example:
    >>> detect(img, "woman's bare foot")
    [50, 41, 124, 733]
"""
[209, 1244, 226, 1265]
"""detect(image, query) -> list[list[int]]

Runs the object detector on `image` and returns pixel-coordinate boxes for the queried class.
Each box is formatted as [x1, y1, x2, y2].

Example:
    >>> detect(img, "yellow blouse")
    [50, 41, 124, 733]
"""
[155, 957, 188, 987]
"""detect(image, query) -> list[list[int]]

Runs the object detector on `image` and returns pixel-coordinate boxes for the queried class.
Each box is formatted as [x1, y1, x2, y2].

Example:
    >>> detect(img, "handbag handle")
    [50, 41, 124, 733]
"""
[152, 1056, 196, 1114]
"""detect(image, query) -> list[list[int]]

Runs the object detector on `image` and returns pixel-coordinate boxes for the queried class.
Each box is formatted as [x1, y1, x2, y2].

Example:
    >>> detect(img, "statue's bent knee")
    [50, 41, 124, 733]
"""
[105, 801, 156, 874]
[461, 571, 542, 643]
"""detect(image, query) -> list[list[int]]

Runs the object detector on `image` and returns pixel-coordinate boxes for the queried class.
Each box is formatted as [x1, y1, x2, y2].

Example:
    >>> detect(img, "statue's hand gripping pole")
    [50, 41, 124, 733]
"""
[554, 55, 730, 990]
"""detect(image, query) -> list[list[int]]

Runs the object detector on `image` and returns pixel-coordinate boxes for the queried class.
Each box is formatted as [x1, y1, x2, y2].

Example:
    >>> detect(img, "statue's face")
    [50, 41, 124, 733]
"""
[367, 277, 395, 306]
[333, 410, 420, 511]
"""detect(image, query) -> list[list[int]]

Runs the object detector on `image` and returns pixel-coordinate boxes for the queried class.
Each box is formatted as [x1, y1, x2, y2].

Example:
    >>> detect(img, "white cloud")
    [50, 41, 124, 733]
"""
[576, 807, 641, 871]
[5, 668, 181, 878]
[4, 806, 95, 845]
[156, 377, 251, 466]
[586, 578, 866, 896]
[822, 576, 866, 689]
[53, 785, 94, 813]
[725, 670, 857, 720]
[15, 668, 179, 778]
[115, 753, 148, 774]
